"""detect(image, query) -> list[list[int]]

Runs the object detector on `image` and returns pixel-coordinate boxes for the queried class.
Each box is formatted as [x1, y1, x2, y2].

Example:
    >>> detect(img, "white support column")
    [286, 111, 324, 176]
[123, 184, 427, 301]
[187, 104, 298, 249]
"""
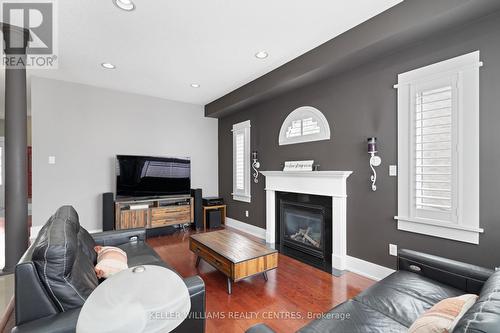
[265, 190, 276, 243]
[332, 196, 347, 270]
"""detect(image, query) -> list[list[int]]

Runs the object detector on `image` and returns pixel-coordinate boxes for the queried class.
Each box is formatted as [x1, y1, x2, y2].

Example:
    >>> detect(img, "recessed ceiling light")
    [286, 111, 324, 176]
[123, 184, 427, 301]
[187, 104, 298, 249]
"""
[113, 0, 135, 11]
[255, 51, 269, 59]
[101, 62, 116, 69]
[190, 83, 200, 88]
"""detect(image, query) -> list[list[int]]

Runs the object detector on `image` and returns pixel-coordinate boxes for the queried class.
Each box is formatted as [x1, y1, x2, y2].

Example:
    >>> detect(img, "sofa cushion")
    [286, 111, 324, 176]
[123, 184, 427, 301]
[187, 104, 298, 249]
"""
[31, 206, 98, 311]
[118, 241, 173, 270]
[77, 227, 97, 264]
[297, 299, 407, 333]
[354, 271, 463, 327]
[453, 270, 500, 332]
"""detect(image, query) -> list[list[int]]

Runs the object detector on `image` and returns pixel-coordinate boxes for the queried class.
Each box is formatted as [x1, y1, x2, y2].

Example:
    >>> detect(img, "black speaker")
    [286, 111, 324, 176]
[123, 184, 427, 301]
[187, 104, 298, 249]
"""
[207, 210, 221, 229]
[102, 192, 115, 231]
[191, 188, 203, 229]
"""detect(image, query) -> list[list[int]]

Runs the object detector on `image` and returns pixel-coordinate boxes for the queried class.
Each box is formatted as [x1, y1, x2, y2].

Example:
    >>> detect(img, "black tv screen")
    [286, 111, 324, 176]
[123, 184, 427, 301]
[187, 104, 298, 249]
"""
[116, 155, 191, 198]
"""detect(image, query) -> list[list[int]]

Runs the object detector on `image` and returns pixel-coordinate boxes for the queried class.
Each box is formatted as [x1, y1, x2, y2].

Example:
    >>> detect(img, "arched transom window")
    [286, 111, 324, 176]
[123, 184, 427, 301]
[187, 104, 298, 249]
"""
[279, 106, 331, 145]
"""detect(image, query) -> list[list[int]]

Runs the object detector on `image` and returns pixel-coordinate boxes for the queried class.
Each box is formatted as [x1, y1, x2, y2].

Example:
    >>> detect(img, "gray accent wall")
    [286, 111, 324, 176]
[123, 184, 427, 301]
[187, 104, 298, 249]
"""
[218, 12, 500, 269]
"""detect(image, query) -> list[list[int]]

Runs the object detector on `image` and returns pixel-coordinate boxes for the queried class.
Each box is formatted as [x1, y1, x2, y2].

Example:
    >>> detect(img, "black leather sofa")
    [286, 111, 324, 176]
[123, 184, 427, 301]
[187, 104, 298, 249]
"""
[12, 206, 205, 333]
[247, 249, 500, 333]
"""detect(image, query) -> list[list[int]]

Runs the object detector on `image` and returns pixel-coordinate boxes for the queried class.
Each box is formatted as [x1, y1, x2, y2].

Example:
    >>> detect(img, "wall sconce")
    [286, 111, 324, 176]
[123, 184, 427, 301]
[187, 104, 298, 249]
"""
[367, 137, 382, 191]
[252, 151, 261, 183]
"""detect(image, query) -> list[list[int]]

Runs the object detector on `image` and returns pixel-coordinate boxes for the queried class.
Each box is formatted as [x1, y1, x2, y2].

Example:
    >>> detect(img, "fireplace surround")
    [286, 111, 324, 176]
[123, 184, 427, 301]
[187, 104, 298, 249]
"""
[261, 171, 352, 271]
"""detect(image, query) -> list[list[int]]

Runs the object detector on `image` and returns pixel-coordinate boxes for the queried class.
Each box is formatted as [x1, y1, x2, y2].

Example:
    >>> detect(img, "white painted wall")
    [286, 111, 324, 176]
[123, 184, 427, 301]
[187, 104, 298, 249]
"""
[31, 77, 218, 230]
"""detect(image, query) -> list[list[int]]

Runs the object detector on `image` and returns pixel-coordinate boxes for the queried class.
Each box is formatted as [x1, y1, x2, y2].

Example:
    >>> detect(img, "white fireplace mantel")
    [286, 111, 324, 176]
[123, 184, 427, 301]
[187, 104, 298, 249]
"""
[261, 170, 353, 271]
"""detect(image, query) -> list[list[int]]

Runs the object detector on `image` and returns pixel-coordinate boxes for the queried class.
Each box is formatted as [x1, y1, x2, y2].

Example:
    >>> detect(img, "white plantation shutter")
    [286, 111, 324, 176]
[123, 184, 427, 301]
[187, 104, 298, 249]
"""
[414, 84, 456, 222]
[286, 120, 302, 138]
[396, 51, 482, 244]
[279, 106, 330, 145]
[285, 117, 321, 138]
[235, 133, 245, 190]
[232, 120, 251, 202]
[301, 117, 321, 136]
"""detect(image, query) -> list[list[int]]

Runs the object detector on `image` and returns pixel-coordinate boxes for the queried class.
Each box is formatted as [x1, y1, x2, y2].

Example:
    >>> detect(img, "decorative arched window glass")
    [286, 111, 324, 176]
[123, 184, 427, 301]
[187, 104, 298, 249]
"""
[279, 106, 331, 145]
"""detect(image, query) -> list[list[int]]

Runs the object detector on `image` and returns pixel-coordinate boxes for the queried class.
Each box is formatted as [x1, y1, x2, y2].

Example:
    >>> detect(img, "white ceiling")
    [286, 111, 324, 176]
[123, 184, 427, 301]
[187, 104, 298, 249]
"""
[17, 0, 402, 108]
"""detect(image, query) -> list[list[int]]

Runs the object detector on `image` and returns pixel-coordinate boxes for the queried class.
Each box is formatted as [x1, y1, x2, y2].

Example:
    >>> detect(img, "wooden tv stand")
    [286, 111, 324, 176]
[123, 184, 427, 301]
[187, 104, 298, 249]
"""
[115, 196, 193, 230]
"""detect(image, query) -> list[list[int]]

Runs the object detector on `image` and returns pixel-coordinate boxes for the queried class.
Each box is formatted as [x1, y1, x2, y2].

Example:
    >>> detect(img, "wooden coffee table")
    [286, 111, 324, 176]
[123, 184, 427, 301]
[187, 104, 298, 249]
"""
[189, 229, 278, 294]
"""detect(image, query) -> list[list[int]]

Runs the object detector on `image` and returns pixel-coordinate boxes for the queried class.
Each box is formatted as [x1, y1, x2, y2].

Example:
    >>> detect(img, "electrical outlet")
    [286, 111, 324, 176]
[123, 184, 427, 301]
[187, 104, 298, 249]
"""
[48, 156, 56, 165]
[389, 165, 397, 176]
[389, 244, 398, 256]
[245, 210, 249, 218]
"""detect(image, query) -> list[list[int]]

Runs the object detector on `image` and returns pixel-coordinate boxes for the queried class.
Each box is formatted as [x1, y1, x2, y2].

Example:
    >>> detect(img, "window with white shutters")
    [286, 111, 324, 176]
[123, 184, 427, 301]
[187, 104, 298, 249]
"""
[285, 117, 321, 139]
[279, 106, 331, 145]
[235, 133, 245, 190]
[395, 51, 482, 244]
[414, 84, 456, 223]
[232, 120, 251, 202]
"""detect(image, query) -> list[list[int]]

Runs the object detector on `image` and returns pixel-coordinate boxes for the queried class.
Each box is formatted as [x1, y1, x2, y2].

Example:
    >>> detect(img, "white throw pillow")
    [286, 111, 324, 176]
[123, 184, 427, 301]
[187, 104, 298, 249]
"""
[408, 294, 478, 333]
[94, 246, 128, 279]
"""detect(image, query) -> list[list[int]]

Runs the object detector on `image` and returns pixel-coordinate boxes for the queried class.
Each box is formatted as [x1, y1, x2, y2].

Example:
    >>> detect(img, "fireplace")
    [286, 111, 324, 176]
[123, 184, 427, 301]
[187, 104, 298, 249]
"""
[276, 192, 332, 272]
[261, 171, 352, 271]
[282, 202, 324, 256]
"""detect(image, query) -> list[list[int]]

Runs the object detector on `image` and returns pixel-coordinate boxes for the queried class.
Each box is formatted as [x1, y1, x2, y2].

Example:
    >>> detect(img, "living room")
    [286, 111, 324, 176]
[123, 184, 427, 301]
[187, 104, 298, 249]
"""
[0, 0, 499, 332]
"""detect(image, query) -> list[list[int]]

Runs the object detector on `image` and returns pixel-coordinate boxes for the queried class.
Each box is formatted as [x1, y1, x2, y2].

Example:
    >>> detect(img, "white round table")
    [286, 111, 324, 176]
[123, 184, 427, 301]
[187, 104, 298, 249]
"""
[76, 265, 191, 333]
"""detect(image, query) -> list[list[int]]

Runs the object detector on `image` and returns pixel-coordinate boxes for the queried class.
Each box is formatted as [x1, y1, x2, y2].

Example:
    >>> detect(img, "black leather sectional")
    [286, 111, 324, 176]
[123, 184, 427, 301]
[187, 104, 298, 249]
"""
[248, 249, 500, 333]
[12, 206, 206, 333]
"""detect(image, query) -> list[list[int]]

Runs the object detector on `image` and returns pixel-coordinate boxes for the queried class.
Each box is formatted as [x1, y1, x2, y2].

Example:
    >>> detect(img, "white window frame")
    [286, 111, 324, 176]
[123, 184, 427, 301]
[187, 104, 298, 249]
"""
[278, 106, 331, 145]
[232, 120, 251, 203]
[395, 51, 483, 244]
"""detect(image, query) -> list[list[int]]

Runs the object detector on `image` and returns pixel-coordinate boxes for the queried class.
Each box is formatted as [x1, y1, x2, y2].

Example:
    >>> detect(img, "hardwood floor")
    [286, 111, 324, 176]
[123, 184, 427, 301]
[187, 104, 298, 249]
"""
[147, 227, 375, 333]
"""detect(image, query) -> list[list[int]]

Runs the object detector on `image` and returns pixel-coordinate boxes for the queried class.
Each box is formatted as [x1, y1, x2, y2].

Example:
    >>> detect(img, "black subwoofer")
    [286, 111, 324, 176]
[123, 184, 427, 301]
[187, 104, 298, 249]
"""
[207, 210, 221, 229]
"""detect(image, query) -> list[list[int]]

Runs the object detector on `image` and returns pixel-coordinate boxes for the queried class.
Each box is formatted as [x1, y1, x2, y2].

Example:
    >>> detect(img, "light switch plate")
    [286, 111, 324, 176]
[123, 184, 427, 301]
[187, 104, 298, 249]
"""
[389, 244, 398, 256]
[389, 165, 397, 176]
[245, 210, 249, 218]
[48, 156, 56, 164]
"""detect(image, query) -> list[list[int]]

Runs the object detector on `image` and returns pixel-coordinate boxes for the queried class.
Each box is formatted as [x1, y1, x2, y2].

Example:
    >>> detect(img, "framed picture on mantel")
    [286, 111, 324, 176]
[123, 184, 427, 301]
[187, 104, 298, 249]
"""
[283, 160, 314, 172]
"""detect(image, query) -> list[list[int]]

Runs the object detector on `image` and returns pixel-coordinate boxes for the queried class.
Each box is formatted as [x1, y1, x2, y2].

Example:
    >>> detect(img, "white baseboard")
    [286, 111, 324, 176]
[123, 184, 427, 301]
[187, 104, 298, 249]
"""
[345, 255, 395, 281]
[225, 217, 266, 240]
[223, 218, 394, 281]
[30, 226, 103, 241]
[332, 254, 346, 271]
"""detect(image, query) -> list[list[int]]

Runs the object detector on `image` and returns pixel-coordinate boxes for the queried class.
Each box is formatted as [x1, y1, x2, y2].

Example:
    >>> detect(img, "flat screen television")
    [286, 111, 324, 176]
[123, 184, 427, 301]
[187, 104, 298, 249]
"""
[116, 155, 191, 198]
